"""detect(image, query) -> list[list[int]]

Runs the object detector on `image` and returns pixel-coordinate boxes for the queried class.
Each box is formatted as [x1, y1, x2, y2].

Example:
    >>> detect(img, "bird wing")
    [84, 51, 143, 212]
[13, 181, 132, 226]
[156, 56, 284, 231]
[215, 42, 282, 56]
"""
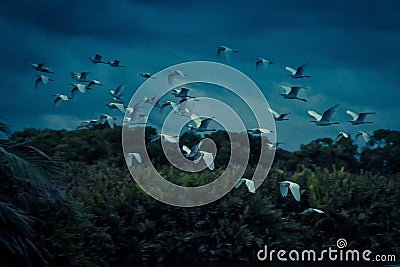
[190, 140, 202, 154]
[107, 116, 115, 129]
[114, 84, 125, 95]
[267, 108, 279, 118]
[190, 114, 202, 128]
[201, 151, 214, 170]
[321, 104, 339, 122]
[289, 182, 301, 201]
[357, 112, 375, 122]
[199, 118, 212, 129]
[94, 54, 102, 61]
[216, 46, 225, 56]
[259, 128, 272, 134]
[133, 153, 142, 164]
[234, 179, 245, 188]
[280, 86, 292, 94]
[125, 154, 133, 167]
[308, 110, 322, 121]
[279, 183, 289, 197]
[278, 113, 290, 120]
[53, 96, 61, 107]
[245, 179, 256, 193]
[288, 86, 303, 97]
[255, 59, 263, 70]
[346, 110, 358, 121]
[296, 63, 308, 75]
[285, 66, 296, 75]
[115, 103, 126, 113]
[163, 134, 178, 143]
[35, 76, 42, 88]
[182, 145, 191, 154]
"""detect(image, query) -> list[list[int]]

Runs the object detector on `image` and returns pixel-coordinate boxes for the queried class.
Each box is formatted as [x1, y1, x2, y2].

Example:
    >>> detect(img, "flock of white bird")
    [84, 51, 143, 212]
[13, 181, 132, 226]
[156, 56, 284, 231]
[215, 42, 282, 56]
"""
[31, 46, 377, 214]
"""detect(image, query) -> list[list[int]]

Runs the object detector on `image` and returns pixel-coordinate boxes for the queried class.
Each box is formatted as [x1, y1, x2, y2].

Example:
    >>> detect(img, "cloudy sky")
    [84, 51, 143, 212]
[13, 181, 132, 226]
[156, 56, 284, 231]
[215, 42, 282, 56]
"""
[0, 0, 399, 151]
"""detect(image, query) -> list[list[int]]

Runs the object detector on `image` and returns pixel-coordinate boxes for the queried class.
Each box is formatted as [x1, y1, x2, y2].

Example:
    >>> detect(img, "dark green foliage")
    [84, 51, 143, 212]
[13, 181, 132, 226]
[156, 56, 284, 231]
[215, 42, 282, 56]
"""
[0, 126, 399, 266]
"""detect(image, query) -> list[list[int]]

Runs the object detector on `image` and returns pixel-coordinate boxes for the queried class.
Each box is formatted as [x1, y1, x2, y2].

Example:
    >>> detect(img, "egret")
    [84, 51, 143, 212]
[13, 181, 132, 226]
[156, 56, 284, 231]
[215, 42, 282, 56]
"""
[88, 54, 105, 64]
[356, 131, 369, 143]
[53, 94, 73, 108]
[71, 72, 90, 82]
[168, 70, 187, 85]
[151, 134, 179, 143]
[189, 114, 216, 132]
[99, 114, 117, 128]
[247, 128, 273, 135]
[31, 63, 54, 74]
[182, 141, 203, 160]
[217, 45, 238, 62]
[279, 181, 300, 201]
[143, 96, 158, 105]
[266, 142, 284, 150]
[125, 101, 143, 119]
[106, 59, 124, 67]
[195, 151, 215, 170]
[336, 131, 350, 142]
[77, 120, 98, 129]
[346, 110, 375, 125]
[70, 83, 87, 96]
[35, 74, 53, 88]
[109, 84, 124, 102]
[138, 73, 155, 79]
[300, 208, 324, 215]
[256, 58, 273, 70]
[268, 108, 290, 121]
[279, 86, 307, 102]
[125, 152, 142, 167]
[308, 104, 340, 126]
[106, 102, 126, 113]
[234, 178, 256, 193]
[285, 63, 311, 79]
[171, 87, 194, 99]
[86, 79, 103, 89]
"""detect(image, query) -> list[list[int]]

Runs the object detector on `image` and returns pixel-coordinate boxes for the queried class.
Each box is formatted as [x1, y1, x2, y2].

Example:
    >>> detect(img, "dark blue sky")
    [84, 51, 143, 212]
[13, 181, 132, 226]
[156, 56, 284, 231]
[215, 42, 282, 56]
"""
[0, 0, 399, 150]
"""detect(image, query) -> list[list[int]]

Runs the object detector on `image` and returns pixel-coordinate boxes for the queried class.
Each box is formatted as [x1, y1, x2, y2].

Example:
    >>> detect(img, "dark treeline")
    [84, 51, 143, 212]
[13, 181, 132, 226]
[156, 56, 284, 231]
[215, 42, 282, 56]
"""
[1, 126, 399, 266]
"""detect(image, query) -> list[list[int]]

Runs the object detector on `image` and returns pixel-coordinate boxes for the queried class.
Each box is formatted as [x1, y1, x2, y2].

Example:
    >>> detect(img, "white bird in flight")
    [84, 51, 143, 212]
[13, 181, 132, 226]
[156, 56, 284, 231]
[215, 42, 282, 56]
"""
[88, 54, 105, 64]
[336, 131, 350, 142]
[151, 134, 179, 143]
[171, 87, 194, 99]
[53, 94, 73, 108]
[308, 104, 340, 126]
[35, 74, 53, 88]
[99, 114, 117, 129]
[256, 58, 273, 70]
[70, 83, 87, 96]
[300, 208, 324, 215]
[189, 114, 216, 132]
[168, 70, 187, 85]
[181, 141, 215, 170]
[77, 119, 98, 129]
[234, 178, 256, 193]
[106, 59, 124, 67]
[31, 63, 54, 74]
[279, 86, 307, 102]
[125, 152, 142, 168]
[217, 45, 238, 62]
[109, 84, 124, 102]
[285, 63, 311, 79]
[279, 181, 300, 201]
[268, 108, 290, 121]
[71, 72, 90, 82]
[86, 79, 103, 89]
[106, 102, 126, 113]
[346, 110, 375, 125]
[138, 73, 155, 79]
[356, 131, 370, 143]
[247, 128, 273, 135]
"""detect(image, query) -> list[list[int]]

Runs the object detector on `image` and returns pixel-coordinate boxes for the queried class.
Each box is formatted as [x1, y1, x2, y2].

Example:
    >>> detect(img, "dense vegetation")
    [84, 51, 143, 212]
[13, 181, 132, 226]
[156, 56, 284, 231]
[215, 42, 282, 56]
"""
[1, 125, 399, 266]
